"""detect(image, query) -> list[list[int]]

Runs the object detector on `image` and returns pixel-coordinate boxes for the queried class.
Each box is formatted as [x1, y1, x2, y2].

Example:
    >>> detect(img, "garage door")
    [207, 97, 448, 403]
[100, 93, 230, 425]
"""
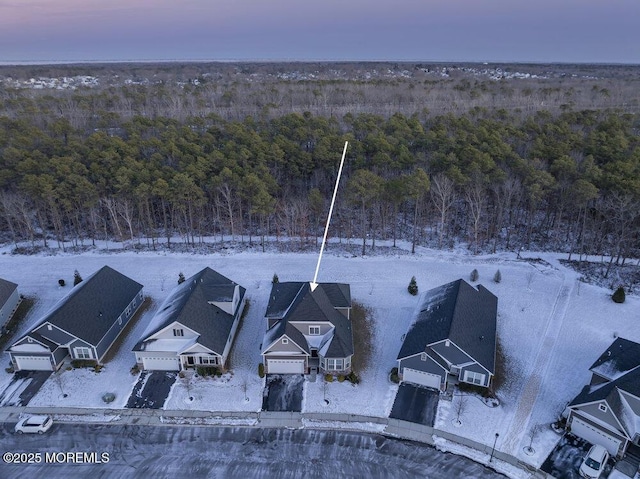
[142, 356, 180, 371]
[267, 359, 305, 374]
[14, 355, 53, 371]
[403, 368, 442, 390]
[571, 415, 622, 456]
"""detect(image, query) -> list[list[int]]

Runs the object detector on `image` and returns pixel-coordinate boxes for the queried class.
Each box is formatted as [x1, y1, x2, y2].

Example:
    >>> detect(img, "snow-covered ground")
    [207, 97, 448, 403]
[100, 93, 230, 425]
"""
[0, 242, 638, 470]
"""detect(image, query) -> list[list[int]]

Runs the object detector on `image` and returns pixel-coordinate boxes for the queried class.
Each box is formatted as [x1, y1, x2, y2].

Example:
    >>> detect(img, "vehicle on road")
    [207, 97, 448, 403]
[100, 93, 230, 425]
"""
[579, 444, 609, 479]
[14, 415, 53, 434]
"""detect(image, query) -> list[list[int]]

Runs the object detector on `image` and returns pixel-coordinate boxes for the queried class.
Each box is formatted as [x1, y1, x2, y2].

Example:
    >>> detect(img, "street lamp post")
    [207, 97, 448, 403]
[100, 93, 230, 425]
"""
[489, 433, 499, 462]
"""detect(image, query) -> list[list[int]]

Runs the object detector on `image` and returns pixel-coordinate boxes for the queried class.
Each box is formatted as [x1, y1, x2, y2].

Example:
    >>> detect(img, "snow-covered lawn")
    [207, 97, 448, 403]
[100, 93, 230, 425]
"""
[0, 244, 638, 469]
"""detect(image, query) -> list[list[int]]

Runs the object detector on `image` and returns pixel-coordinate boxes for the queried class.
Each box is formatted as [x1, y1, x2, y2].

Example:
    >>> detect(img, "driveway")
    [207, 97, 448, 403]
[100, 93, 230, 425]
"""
[0, 423, 506, 478]
[389, 383, 439, 426]
[541, 433, 612, 479]
[126, 371, 177, 409]
[262, 374, 304, 412]
[0, 371, 52, 406]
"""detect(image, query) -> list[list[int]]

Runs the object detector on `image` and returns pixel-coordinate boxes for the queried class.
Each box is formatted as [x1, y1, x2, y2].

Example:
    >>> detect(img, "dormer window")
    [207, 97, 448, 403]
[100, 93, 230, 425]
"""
[309, 326, 321, 335]
[599, 404, 608, 412]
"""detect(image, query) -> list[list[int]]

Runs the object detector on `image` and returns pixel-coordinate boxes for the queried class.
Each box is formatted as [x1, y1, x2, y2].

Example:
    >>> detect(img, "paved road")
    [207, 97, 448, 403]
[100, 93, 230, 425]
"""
[0, 423, 506, 478]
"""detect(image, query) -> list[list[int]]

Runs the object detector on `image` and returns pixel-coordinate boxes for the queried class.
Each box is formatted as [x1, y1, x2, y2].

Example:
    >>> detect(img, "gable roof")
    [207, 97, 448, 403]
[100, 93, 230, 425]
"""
[397, 279, 498, 373]
[0, 277, 18, 307]
[263, 282, 353, 358]
[589, 337, 640, 382]
[12, 266, 142, 348]
[135, 267, 245, 355]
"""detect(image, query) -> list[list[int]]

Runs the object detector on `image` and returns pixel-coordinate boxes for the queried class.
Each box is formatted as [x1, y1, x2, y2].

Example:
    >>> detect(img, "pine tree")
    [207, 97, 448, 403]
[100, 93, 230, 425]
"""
[612, 286, 625, 304]
[493, 270, 502, 283]
[408, 276, 418, 295]
[272, 273, 279, 284]
[73, 270, 83, 286]
[470, 269, 479, 282]
[178, 272, 185, 284]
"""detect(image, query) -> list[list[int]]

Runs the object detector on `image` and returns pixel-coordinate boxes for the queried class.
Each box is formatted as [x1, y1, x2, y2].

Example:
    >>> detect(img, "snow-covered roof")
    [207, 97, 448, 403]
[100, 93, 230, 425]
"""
[589, 337, 640, 381]
[134, 267, 245, 355]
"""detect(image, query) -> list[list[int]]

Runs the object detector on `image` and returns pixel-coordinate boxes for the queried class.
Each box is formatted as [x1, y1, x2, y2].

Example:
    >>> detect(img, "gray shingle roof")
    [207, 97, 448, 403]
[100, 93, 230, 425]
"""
[397, 279, 497, 373]
[263, 282, 353, 358]
[0, 277, 18, 308]
[570, 339, 640, 408]
[135, 267, 245, 355]
[18, 266, 142, 347]
[589, 337, 640, 381]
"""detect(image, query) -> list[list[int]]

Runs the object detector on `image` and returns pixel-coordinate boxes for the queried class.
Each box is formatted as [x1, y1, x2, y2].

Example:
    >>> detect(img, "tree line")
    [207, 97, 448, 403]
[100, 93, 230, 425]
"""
[0, 108, 639, 272]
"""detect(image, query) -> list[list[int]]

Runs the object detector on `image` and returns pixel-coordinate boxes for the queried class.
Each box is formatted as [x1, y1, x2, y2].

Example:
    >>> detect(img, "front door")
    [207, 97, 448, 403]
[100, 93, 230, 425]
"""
[187, 356, 195, 367]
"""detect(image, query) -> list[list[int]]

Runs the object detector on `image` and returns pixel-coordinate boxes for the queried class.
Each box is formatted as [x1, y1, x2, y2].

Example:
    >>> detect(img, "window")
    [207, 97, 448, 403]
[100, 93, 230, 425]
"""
[173, 329, 184, 337]
[598, 404, 608, 412]
[326, 358, 344, 371]
[282, 338, 289, 344]
[47, 324, 52, 331]
[420, 352, 427, 361]
[199, 356, 218, 365]
[445, 339, 450, 347]
[464, 371, 485, 386]
[75, 347, 92, 359]
[309, 326, 321, 335]
[345, 357, 351, 369]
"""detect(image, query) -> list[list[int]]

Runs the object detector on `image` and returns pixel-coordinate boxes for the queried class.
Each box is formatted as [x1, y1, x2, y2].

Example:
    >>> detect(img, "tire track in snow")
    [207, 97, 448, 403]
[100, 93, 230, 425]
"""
[501, 277, 573, 455]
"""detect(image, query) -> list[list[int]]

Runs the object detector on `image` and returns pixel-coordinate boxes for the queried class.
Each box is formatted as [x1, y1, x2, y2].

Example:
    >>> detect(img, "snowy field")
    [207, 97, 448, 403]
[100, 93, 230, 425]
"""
[0, 241, 638, 469]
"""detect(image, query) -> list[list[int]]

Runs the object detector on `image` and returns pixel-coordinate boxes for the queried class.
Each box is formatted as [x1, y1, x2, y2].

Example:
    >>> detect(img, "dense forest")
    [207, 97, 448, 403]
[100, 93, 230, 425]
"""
[0, 62, 639, 278]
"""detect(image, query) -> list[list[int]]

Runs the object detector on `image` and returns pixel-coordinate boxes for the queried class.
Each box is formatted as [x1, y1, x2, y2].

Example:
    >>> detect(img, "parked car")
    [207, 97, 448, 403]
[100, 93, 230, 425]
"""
[14, 415, 53, 434]
[579, 444, 609, 479]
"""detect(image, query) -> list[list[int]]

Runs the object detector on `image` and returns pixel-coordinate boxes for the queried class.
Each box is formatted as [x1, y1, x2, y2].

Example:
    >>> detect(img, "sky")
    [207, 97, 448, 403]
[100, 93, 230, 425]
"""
[0, 0, 638, 64]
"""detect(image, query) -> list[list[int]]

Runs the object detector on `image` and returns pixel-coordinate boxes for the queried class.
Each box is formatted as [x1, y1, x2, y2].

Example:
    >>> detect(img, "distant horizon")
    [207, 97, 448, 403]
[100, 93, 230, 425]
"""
[1, 58, 639, 68]
[1, 1, 638, 65]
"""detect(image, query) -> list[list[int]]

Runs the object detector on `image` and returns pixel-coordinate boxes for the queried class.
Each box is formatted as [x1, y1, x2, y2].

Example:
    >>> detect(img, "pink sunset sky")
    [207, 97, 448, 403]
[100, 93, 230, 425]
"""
[0, 0, 638, 63]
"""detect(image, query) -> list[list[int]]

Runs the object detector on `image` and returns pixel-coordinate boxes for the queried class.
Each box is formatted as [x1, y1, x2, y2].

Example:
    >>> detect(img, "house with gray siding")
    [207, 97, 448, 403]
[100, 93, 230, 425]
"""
[133, 267, 246, 371]
[7, 266, 143, 371]
[565, 337, 640, 458]
[397, 279, 497, 391]
[262, 282, 353, 375]
[0, 278, 20, 333]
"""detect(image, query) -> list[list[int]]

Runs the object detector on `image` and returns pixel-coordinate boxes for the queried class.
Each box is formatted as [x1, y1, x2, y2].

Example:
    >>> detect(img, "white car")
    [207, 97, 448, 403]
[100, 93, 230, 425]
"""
[579, 444, 609, 479]
[14, 415, 53, 434]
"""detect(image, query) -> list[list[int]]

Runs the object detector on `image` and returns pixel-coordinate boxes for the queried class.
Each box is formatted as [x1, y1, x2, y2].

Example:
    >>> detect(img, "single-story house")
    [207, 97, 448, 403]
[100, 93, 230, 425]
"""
[7, 266, 143, 371]
[397, 279, 497, 391]
[0, 277, 20, 332]
[565, 337, 640, 458]
[262, 282, 353, 375]
[133, 267, 246, 371]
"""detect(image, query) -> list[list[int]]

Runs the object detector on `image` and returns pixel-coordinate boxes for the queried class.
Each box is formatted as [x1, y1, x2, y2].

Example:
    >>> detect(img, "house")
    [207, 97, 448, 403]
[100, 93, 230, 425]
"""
[133, 268, 246, 371]
[565, 338, 640, 458]
[7, 266, 143, 371]
[397, 279, 497, 391]
[0, 278, 20, 332]
[262, 282, 353, 375]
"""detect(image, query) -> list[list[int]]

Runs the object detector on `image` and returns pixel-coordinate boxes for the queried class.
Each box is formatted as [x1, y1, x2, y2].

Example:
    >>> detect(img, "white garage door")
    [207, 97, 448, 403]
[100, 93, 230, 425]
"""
[267, 359, 305, 374]
[571, 415, 622, 456]
[403, 368, 442, 390]
[15, 355, 53, 371]
[142, 356, 180, 371]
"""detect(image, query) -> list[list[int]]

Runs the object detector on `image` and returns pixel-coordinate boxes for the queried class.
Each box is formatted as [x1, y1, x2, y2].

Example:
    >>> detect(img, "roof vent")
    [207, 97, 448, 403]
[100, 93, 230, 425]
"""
[480, 335, 484, 341]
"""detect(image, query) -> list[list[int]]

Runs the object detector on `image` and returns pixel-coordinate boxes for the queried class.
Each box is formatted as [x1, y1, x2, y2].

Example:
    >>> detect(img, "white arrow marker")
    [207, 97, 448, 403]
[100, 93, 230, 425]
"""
[310, 141, 349, 292]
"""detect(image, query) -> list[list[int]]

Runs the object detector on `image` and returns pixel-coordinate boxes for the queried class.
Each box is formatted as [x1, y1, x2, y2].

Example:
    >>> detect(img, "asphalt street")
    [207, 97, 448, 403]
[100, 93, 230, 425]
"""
[0, 423, 506, 478]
